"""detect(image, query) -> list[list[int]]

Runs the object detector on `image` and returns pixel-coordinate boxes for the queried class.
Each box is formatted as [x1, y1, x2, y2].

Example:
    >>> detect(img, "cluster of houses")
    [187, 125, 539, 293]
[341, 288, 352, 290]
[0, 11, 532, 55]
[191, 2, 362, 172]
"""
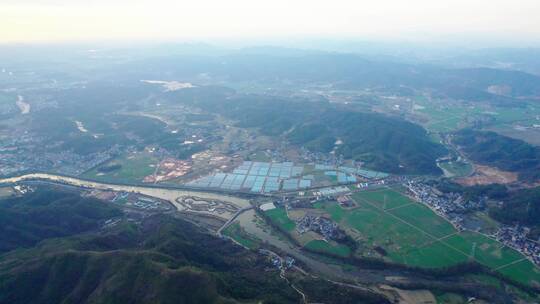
[296, 215, 340, 240]
[259, 249, 295, 271]
[495, 225, 540, 266]
[0, 130, 120, 177]
[406, 181, 481, 231]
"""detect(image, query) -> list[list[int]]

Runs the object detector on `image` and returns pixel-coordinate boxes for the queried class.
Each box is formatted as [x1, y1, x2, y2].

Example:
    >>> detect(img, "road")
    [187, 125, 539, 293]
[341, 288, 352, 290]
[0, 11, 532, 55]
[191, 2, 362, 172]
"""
[216, 205, 254, 236]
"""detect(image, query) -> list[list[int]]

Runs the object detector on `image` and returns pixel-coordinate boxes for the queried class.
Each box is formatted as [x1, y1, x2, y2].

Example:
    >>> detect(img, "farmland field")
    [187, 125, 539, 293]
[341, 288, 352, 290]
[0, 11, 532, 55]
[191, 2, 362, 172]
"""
[265, 207, 296, 231]
[399, 241, 469, 268]
[426, 116, 465, 132]
[414, 99, 540, 137]
[353, 189, 412, 210]
[443, 231, 525, 269]
[316, 198, 435, 258]
[222, 222, 259, 249]
[414, 102, 477, 132]
[388, 203, 456, 238]
[435, 292, 466, 304]
[497, 259, 540, 286]
[261, 186, 540, 285]
[304, 240, 351, 257]
[344, 204, 434, 255]
[314, 188, 540, 285]
[314, 201, 346, 222]
[83, 152, 159, 183]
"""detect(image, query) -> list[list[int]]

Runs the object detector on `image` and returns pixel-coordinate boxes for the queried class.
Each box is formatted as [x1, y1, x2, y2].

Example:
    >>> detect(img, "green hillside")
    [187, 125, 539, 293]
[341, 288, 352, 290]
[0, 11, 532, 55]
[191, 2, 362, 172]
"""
[169, 89, 446, 174]
[0, 188, 122, 253]
[453, 129, 540, 181]
[0, 188, 388, 304]
[288, 111, 447, 174]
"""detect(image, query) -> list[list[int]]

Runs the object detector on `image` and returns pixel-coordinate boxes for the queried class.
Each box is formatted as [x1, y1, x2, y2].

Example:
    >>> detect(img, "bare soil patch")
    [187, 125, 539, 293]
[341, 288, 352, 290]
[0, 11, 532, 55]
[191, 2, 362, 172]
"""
[456, 165, 518, 186]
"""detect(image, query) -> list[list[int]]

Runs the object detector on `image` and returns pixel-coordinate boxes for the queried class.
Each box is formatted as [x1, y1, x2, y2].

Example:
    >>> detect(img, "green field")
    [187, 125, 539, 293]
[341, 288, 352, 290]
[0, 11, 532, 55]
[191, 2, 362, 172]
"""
[263, 187, 539, 286]
[435, 292, 465, 304]
[427, 116, 465, 132]
[222, 223, 259, 249]
[399, 241, 469, 268]
[438, 160, 473, 177]
[344, 204, 434, 255]
[486, 104, 540, 125]
[83, 152, 159, 183]
[418, 100, 540, 136]
[353, 189, 412, 210]
[314, 201, 346, 222]
[388, 204, 456, 238]
[498, 259, 540, 286]
[416, 102, 476, 132]
[304, 240, 351, 257]
[313, 188, 540, 285]
[316, 196, 435, 258]
[443, 231, 524, 269]
[265, 207, 296, 231]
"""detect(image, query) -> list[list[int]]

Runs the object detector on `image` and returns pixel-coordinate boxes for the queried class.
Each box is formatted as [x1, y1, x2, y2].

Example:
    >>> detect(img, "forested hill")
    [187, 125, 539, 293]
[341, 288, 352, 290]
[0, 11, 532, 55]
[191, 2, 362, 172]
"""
[0, 188, 122, 253]
[167, 88, 446, 175]
[489, 186, 540, 237]
[434, 180, 540, 238]
[453, 129, 540, 181]
[0, 188, 388, 304]
[287, 110, 446, 174]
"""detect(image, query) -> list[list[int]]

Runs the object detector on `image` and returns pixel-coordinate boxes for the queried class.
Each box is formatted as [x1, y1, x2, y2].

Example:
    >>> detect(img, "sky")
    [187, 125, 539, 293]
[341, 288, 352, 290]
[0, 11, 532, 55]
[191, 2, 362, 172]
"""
[2, 0, 540, 45]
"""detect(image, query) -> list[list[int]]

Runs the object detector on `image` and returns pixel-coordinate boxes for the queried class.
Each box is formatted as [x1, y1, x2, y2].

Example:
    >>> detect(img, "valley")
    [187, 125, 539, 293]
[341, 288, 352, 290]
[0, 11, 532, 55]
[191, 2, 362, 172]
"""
[2, 45, 540, 303]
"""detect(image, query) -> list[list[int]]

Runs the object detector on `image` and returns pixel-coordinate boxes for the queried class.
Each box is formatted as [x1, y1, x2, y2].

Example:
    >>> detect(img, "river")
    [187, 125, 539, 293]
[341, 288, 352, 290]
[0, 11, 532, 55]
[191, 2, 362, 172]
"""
[0, 173, 250, 218]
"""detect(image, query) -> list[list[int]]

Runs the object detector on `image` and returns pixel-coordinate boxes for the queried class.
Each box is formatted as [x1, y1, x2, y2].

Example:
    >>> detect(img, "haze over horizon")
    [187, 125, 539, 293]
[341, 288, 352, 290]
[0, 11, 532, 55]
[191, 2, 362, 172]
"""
[2, 0, 540, 47]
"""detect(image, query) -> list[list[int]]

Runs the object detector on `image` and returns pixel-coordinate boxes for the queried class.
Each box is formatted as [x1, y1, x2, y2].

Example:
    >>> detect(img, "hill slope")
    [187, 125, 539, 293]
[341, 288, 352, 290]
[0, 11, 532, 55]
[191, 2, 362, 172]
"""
[0, 189, 122, 253]
[453, 129, 540, 181]
[0, 188, 388, 304]
[168, 89, 446, 174]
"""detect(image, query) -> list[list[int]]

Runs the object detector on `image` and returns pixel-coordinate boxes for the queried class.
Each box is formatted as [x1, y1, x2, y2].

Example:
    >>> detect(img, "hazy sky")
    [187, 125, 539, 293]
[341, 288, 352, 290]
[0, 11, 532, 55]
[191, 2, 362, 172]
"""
[2, 0, 540, 45]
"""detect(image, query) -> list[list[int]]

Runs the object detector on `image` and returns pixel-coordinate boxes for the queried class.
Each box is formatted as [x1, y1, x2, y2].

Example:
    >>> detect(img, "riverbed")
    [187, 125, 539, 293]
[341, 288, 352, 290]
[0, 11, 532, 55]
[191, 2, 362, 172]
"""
[0, 173, 250, 220]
